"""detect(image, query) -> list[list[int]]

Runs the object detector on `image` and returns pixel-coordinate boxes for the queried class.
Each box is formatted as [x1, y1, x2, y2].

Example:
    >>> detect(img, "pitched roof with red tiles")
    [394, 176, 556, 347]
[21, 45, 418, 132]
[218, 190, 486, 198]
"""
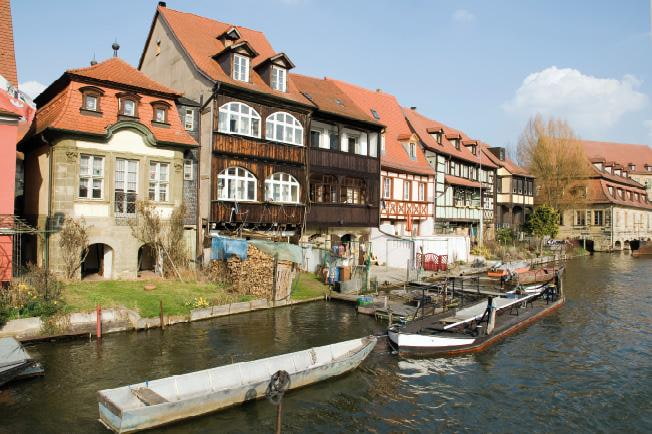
[145, 5, 310, 107]
[0, 0, 18, 87]
[481, 145, 531, 176]
[402, 107, 497, 169]
[24, 58, 196, 148]
[576, 178, 652, 210]
[291, 74, 382, 127]
[330, 79, 434, 176]
[579, 139, 652, 175]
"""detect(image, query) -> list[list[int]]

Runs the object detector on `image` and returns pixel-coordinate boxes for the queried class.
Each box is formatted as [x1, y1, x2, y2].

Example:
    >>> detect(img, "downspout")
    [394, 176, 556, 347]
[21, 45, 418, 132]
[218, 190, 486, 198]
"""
[42, 134, 52, 272]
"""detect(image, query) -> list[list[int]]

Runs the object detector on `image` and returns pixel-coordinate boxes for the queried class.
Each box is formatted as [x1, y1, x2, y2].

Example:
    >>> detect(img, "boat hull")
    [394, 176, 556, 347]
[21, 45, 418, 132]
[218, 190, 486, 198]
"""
[98, 337, 376, 433]
[388, 297, 564, 357]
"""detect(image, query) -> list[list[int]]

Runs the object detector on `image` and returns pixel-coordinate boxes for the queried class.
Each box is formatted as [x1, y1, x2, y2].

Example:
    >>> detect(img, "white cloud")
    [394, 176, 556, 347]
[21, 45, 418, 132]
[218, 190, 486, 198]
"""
[452, 9, 475, 23]
[503, 67, 648, 133]
[19, 80, 46, 99]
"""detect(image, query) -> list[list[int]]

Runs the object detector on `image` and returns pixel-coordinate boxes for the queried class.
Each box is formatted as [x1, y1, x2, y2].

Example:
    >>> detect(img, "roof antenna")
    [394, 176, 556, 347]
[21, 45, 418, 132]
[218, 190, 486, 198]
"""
[112, 39, 120, 57]
[90, 53, 97, 66]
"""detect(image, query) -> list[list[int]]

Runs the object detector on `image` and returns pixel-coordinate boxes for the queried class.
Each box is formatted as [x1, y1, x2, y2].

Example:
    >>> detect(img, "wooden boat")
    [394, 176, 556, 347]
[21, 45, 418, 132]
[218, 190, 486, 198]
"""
[504, 266, 564, 286]
[388, 272, 564, 356]
[97, 336, 377, 433]
[632, 241, 652, 257]
[487, 260, 530, 278]
[0, 337, 44, 387]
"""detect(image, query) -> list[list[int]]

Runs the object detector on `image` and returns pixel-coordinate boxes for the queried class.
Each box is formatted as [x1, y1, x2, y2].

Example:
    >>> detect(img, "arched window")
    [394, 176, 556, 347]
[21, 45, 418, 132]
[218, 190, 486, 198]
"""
[341, 177, 366, 204]
[217, 167, 257, 201]
[265, 112, 303, 145]
[218, 102, 261, 138]
[265, 173, 300, 203]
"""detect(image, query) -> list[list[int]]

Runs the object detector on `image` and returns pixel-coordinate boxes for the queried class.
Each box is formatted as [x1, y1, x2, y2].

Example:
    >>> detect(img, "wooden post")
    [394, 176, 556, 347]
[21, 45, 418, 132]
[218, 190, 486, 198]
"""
[96, 304, 102, 339]
[276, 400, 282, 434]
[271, 252, 279, 301]
[159, 300, 165, 330]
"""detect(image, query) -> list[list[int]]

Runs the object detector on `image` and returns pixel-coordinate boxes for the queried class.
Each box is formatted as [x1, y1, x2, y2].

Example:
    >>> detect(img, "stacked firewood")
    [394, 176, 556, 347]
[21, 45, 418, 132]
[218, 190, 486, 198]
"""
[207, 245, 275, 298]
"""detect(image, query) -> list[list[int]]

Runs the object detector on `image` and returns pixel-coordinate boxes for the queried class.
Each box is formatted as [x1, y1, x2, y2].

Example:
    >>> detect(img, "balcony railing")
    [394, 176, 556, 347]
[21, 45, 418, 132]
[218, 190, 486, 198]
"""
[381, 199, 430, 218]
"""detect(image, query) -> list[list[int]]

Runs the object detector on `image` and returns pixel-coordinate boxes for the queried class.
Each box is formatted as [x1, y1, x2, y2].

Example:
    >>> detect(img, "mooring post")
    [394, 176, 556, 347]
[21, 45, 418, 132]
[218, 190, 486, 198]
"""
[96, 304, 102, 339]
[159, 300, 165, 330]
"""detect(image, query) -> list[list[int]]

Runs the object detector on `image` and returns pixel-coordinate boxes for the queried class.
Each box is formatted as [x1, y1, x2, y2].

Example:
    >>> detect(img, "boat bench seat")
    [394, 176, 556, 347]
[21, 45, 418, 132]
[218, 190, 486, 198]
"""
[132, 387, 169, 406]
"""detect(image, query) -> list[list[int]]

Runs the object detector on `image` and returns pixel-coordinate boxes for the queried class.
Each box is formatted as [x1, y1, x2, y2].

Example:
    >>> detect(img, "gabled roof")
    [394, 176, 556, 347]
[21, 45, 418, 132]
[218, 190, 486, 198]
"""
[25, 58, 196, 148]
[482, 146, 531, 177]
[402, 107, 497, 169]
[579, 139, 652, 175]
[330, 79, 434, 176]
[290, 74, 381, 127]
[0, 0, 18, 87]
[142, 5, 309, 107]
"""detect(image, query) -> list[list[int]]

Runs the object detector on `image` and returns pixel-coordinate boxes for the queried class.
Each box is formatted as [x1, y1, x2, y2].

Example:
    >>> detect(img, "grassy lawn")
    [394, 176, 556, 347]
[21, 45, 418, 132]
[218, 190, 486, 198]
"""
[291, 272, 329, 300]
[63, 280, 242, 318]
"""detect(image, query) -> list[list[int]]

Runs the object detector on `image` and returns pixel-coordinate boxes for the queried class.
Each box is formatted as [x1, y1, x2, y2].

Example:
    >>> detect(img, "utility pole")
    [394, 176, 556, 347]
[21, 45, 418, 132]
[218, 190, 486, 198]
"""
[478, 149, 484, 247]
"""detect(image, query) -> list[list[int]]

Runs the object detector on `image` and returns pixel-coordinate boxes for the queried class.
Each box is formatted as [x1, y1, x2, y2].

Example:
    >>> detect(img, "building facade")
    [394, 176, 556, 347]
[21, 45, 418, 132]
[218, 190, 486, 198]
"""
[20, 58, 197, 278]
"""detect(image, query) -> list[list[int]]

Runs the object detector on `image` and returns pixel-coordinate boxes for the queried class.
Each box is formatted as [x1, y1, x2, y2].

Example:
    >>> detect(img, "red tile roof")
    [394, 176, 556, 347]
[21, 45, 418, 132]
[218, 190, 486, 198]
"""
[579, 139, 652, 175]
[0, 0, 18, 87]
[67, 58, 179, 95]
[150, 6, 309, 107]
[481, 145, 531, 176]
[402, 107, 498, 169]
[585, 178, 652, 210]
[445, 175, 482, 188]
[25, 58, 196, 147]
[330, 79, 434, 176]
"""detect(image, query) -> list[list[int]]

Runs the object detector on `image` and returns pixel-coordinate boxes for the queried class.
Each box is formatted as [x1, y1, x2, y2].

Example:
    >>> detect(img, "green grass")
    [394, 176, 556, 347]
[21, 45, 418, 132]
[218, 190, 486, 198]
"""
[63, 280, 243, 318]
[291, 272, 329, 300]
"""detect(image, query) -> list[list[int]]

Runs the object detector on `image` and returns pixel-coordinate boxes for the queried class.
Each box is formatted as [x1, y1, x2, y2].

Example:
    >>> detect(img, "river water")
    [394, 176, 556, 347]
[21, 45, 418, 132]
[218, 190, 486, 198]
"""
[1, 254, 650, 433]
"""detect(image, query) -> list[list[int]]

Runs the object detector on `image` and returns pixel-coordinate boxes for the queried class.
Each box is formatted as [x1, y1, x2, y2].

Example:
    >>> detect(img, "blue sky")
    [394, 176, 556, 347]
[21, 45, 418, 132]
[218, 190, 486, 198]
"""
[12, 0, 652, 153]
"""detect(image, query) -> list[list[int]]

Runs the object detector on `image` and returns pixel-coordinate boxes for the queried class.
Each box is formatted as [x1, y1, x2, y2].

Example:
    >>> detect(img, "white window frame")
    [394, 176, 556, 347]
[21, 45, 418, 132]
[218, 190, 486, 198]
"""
[418, 182, 425, 201]
[265, 112, 304, 146]
[115, 158, 138, 216]
[217, 167, 257, 201]
[154, 107, 167, 123]
[403, 180, 411, 201]
[233, 54, 250, 82]
[271, 65, 287, 92]
[184, 159, 194, 181]
[121, 99, 136, 117]
[79, 154, 104, 199]
[382, 177, 391, 199]
[409, 143, 417, 159]
[265, 172, 300, 203]
[149, 161, 169, 202]
[218, 102, 261, 138]
[184, 108, 194, 131]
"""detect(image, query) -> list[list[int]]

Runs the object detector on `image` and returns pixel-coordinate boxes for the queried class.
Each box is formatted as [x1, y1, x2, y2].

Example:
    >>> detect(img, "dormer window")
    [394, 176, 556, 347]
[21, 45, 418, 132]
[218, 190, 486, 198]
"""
[409, 143, 417, 159]
[271, 65, 286, 92]
[151, 101, 170, 124]
[452, 139, 460, 150]
[436, 133, 442, 144]
[79, 86, 104, 113]
[629, 164, 636, 171]
[233, 54, 250, 82]
[470, 145, 477, 155]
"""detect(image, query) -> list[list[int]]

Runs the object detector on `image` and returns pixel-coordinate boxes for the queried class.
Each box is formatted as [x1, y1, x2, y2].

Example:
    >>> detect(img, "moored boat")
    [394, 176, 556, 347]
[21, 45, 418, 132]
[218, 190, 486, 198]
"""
[503, 266, 564, 286]
[487, 260, 530, 278]
[97, 336, 377, 433]
[632, 241, 652, 257]
[388, 272, 563, 356]
[0, 337, 44, 387]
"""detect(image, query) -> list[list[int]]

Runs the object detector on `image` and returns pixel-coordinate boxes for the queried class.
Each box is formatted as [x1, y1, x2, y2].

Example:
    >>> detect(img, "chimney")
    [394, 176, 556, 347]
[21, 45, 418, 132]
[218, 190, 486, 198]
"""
[410, 106, 417, 110]
[158, 1, 166, 7]
[0, 0, 18, 87]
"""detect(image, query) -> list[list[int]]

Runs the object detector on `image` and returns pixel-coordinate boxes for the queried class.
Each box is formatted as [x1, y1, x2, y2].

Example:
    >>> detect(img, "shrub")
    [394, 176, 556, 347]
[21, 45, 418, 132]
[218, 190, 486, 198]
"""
[1, 265, 65, 320]
[496, 228, 515, 244]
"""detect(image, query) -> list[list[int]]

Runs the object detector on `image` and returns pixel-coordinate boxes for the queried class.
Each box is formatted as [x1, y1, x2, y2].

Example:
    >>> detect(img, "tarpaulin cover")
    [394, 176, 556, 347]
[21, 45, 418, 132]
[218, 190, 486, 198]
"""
[211, 236, 248, 260]
[250, 240, 303, 264]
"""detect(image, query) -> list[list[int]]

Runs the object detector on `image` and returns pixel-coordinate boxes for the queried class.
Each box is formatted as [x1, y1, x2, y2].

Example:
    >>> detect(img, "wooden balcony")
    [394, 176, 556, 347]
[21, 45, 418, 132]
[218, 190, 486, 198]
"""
[381, 200, 430, 219]
[213, 134, 306, 165]
[306, 203, 379, 227]
[210, 201, 304, 225]
[309, 148, 380, 175]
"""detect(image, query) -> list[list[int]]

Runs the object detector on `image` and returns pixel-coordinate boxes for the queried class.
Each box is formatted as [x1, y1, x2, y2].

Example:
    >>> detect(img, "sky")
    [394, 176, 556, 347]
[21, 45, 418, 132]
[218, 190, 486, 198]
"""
[11, 0, 652, 155]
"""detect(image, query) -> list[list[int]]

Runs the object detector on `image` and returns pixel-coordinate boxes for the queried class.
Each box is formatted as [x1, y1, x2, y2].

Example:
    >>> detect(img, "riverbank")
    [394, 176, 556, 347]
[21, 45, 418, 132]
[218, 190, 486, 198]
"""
[0, 272, 329, 341]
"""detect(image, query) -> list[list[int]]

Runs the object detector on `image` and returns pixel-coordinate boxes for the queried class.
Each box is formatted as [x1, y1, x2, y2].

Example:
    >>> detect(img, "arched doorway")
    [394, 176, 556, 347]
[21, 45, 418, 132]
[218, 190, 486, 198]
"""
[81, 243, 113, 279]
[614, 240, 622, 250]
[138, 244, 157, 276]
[624, 240, 631, 250]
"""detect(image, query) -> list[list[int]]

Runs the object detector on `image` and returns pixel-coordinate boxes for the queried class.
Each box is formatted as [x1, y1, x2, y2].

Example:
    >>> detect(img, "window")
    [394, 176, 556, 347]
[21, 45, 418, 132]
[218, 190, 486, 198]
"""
[218, 102, 261, 138]
[84, 94, 98, 111]
[418, 182, 426, 201]
[330, 132, 339, 150]
[370, 109, 380, 120]
[409, 143, 417, 159]
[233, 54, 250, 82]
[310, 174, 337, 203]
[341, 177, 366, 204]
[80, 86, 103, 112]
[310, 130, 321, 147]
[154, 107, 166, 123]
[575, 210, 586, 226]
[184, 109, 195, 131]
[271, 66, 287, 92]
[594, 210, 604, 226]
[403, 181, 411, 201]
[217, 167, 256, 201]
[452, 139, 460, 150]
[184, 159, 194, 181]
[115, 158, 138, 216]
[449, 161, 456, 175]
[149, 162, 169, 202]
[265, 172, 300, 203]
[120, 98, 136, 117]
[79, 155, 103, 199]
[382, 177, 392, 199]
[265, 112, 303, 145]
[347, 136, 357, 153]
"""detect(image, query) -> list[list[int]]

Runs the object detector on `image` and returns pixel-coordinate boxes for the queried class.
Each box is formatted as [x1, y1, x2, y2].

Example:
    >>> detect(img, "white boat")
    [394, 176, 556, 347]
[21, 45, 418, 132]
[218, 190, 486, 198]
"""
[98, 336, 377, 433]
[0, 337, 44, 387]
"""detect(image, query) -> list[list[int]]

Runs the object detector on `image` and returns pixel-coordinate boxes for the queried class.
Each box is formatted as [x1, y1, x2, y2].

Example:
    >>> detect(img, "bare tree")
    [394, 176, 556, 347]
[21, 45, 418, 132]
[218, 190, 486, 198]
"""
[58, 217, 90, 279]
[517, 114, 590, 211]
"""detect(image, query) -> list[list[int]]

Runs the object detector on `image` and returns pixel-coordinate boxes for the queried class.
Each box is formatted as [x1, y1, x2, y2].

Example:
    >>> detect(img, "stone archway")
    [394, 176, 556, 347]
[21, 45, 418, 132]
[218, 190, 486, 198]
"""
[614, 240, 622, 250]
[138, 244, 157, 276]
[624, 240, 631, 250]
[82, 243, 114, 279]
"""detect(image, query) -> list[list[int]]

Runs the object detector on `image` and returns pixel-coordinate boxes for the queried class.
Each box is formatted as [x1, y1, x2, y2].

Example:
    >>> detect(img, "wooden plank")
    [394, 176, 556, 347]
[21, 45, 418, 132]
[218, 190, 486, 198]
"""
[132, 388, 169, 406]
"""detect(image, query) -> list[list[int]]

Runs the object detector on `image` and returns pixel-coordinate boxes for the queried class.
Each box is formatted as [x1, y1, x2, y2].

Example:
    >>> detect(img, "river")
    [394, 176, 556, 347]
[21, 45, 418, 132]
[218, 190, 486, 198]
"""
[1, 254, 651, 433]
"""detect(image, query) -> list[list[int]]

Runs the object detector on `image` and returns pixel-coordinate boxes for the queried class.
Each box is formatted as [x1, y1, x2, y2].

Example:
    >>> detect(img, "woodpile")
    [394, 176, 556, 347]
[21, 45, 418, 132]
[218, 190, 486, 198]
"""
[207, 245, 296, 300]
